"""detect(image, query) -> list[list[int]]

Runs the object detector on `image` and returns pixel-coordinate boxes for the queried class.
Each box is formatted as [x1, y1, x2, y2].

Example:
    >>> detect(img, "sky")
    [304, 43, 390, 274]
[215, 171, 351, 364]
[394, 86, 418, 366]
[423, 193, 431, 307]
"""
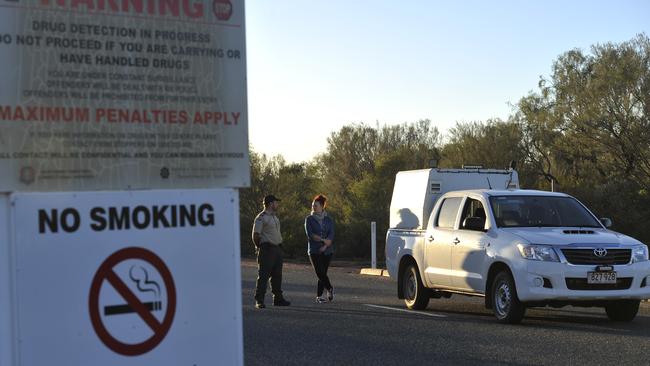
[244, 0, 650, 163]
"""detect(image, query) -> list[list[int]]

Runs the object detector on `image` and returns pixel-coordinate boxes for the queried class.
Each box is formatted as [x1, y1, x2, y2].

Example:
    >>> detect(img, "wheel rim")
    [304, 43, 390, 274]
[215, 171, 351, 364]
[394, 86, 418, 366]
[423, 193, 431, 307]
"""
[404, 268, 416, 303]
[494, 281, 511, 318]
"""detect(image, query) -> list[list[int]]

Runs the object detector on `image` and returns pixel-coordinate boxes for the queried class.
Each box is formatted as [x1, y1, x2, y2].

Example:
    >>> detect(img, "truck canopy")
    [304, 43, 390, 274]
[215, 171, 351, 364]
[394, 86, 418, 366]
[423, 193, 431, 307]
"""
[389, 168, 518, 230]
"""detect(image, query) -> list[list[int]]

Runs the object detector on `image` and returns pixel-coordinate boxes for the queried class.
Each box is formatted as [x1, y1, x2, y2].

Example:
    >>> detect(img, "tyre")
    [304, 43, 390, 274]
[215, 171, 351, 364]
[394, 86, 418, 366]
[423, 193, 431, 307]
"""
[605, 300, 640, 322]
[491, 271, 526, 324]
[402, 263, 430, 310]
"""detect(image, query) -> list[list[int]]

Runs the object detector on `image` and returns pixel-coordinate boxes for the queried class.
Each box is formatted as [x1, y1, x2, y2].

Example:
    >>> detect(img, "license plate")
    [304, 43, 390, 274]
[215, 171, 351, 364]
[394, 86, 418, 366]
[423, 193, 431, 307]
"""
[587, 271, 617, 284]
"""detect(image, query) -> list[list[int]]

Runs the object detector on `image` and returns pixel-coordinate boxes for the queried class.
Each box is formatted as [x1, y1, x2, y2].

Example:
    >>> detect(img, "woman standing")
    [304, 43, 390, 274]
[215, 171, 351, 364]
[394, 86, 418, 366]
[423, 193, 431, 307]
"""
[305, 194, 335, 303]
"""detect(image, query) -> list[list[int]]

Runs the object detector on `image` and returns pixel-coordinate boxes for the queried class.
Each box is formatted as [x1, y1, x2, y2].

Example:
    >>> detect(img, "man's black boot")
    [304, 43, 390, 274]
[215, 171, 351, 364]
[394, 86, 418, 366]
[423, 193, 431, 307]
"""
[273, 298, 291, 306]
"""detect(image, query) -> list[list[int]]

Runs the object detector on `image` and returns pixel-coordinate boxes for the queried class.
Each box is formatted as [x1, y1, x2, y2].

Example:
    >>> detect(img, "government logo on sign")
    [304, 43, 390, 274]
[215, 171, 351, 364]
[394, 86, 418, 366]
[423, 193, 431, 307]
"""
[19, 166, 35, 185]
[160, 167, 170, 179]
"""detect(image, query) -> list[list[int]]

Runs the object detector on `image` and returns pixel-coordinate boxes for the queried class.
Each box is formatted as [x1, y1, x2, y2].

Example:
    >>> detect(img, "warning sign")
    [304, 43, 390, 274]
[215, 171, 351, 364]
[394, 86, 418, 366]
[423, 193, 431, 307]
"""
[89, 247, 176, 356]
[0, 0, 251, 191]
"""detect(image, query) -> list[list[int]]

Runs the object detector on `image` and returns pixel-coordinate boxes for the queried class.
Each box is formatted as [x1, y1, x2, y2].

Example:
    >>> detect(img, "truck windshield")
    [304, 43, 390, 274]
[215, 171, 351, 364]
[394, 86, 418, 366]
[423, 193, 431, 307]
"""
[489, 195, 602, 228]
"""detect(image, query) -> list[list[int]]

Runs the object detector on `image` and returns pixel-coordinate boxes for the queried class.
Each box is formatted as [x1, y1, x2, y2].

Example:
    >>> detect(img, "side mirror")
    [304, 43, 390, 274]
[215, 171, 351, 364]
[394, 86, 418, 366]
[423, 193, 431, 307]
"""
[463, 217, 486, 232]
[600, 218, 612, 228]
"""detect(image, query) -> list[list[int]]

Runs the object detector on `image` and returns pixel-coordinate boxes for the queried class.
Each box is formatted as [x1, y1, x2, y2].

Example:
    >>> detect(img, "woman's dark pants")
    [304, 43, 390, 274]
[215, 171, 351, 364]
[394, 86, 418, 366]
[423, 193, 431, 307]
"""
[309, 253, 333, 297]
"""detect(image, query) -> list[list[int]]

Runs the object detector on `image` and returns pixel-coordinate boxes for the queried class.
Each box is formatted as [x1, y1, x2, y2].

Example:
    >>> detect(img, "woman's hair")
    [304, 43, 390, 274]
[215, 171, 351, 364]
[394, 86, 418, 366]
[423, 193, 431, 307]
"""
[313, 194, 327, 209]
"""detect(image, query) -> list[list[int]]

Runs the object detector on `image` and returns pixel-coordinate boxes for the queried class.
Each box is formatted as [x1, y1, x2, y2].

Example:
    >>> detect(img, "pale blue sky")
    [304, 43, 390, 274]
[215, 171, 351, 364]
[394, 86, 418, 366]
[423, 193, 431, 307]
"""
[245, 1, 649, 163]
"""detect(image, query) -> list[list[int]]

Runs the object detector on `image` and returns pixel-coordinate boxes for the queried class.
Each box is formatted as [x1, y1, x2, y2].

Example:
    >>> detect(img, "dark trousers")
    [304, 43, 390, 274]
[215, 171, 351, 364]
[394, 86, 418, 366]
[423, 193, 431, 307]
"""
[309, 254, 333, 297]
[254, 244, 284, 302]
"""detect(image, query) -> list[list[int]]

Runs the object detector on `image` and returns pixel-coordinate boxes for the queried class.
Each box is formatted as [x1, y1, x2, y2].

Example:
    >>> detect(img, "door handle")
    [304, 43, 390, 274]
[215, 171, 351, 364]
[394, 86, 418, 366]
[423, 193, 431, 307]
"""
[453, 238, 460, 245]
[427, 235, 434, 242]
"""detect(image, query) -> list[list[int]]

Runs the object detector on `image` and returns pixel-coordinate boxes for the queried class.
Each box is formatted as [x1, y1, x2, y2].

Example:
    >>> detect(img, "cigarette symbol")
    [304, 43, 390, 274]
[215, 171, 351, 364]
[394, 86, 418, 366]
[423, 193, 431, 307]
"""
[104, 265, 162, 317]
[104, 301, 162, 316]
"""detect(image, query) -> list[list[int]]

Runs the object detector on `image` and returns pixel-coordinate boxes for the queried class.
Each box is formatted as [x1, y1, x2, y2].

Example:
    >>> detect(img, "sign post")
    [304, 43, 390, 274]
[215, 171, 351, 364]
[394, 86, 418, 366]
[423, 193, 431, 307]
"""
[371, 221, 377, 269]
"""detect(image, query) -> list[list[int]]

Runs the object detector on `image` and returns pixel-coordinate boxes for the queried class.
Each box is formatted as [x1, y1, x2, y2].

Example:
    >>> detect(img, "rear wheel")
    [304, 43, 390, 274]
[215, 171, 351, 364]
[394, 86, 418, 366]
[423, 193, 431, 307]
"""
[402, 263, 430, 310]
[605, 300, 640, 321]
[491, 271, 525, 324]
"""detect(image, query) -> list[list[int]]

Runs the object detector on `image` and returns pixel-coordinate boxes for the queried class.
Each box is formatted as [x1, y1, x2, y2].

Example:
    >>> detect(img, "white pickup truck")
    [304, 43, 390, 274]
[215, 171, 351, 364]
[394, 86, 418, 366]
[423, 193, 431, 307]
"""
[385, 168, 650, 323]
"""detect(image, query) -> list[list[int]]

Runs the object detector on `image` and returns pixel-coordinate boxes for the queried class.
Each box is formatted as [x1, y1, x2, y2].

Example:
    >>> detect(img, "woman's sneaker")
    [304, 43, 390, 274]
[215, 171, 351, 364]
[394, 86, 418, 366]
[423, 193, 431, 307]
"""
[327, 288, 334, 302]
[316, 296, 327, 303]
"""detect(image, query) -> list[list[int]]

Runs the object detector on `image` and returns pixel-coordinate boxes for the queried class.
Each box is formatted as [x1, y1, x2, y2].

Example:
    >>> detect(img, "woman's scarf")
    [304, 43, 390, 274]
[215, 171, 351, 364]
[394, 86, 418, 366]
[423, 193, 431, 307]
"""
[310, 210, 327, 234]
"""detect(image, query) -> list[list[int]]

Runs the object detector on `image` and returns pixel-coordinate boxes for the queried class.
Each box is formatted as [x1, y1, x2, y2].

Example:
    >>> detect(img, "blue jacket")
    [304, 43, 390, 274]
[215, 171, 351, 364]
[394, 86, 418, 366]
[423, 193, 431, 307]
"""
[305, 214, 335, 255]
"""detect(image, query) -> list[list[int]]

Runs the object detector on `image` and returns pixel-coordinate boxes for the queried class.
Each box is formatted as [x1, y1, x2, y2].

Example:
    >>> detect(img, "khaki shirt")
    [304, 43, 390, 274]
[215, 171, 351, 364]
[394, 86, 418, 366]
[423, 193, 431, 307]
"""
[252, 210, 282, 245]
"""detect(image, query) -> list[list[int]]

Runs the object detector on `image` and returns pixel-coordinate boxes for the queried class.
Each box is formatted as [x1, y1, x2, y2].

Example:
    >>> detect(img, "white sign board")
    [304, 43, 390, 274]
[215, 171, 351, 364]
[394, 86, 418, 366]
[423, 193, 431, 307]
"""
[7, 189, 243, 366]
[0, 0, 249, 191]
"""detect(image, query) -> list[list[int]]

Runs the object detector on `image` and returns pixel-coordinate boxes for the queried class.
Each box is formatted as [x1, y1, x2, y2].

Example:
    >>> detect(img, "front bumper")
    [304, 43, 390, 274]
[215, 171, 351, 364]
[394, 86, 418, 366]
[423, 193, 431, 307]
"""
[515, 260, 650, 302]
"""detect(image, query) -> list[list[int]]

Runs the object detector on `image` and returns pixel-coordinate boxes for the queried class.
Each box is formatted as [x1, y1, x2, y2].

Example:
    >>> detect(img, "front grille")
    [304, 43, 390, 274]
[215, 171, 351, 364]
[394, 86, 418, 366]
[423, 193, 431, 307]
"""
[561, 248, 631, 265]
[565, 277, 633, 290]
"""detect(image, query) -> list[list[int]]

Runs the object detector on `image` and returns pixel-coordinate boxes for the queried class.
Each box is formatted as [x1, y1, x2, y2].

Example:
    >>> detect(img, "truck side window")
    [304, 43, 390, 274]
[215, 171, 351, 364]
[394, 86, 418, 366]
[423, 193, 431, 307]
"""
[436, 197, 463, 229]
[460, 198, 486, 230]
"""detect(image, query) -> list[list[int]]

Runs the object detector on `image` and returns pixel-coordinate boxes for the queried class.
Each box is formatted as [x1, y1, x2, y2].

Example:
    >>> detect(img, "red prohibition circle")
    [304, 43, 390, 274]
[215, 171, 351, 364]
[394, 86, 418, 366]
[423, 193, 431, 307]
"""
[213, 0, 233, 21]
[88, 247, 176, 356]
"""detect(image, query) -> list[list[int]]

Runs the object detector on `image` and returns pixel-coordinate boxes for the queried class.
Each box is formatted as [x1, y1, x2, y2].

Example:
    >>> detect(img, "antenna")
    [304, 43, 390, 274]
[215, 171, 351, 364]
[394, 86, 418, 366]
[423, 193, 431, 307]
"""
[505, 160, 517, 189]
[486, 177, 492, 189]
[505, 170, 513, 189]
[508, 160, 517, 170]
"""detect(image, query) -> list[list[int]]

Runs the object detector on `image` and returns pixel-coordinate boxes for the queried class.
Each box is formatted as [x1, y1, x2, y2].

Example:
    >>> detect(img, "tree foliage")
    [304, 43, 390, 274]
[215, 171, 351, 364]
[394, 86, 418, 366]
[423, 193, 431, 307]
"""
[516, 34, 650, 190]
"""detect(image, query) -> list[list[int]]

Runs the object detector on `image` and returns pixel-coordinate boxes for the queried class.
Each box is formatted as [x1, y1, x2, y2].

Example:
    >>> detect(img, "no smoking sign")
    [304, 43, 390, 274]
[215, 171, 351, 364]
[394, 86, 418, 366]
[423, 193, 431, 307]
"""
[89, 247, 176, 356]
[11, 189, 243, 365]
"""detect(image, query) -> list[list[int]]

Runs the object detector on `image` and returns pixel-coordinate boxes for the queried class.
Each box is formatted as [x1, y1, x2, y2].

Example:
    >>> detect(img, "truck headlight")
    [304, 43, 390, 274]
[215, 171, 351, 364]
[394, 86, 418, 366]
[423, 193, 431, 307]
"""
[631, 245, 649, 263]
[517, 244, 559, 262]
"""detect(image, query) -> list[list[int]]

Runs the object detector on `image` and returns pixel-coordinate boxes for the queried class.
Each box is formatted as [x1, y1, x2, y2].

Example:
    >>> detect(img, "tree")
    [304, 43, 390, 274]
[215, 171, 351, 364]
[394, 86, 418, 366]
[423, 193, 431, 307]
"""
[319, 119, 441, 209]
[318, 120, 441, 258]
[516, 34, 650, 191]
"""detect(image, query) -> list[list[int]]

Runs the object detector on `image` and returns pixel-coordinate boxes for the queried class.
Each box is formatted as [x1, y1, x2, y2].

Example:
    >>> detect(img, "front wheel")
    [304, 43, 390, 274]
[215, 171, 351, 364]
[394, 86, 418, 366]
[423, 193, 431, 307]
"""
[402, 263, 430, 310]
[491, 271, 525, 324]
[605, 300, 640, 321]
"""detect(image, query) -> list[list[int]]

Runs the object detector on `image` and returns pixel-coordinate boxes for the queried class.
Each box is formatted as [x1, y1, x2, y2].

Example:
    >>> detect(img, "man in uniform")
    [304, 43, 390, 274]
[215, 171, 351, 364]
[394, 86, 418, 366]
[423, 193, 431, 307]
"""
[252, 194, 291, 308]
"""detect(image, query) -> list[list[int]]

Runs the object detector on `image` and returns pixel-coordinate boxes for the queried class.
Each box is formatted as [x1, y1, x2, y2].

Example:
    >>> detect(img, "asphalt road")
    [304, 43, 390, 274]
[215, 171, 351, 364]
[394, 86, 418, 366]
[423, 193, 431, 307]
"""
[241, 259, 650, 366]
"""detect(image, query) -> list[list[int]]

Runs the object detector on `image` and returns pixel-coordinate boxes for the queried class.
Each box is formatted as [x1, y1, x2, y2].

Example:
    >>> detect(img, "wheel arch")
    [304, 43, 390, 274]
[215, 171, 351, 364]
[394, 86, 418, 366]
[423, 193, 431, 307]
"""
[484, 261, 514, 309]
[397, 255, 418, 299]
